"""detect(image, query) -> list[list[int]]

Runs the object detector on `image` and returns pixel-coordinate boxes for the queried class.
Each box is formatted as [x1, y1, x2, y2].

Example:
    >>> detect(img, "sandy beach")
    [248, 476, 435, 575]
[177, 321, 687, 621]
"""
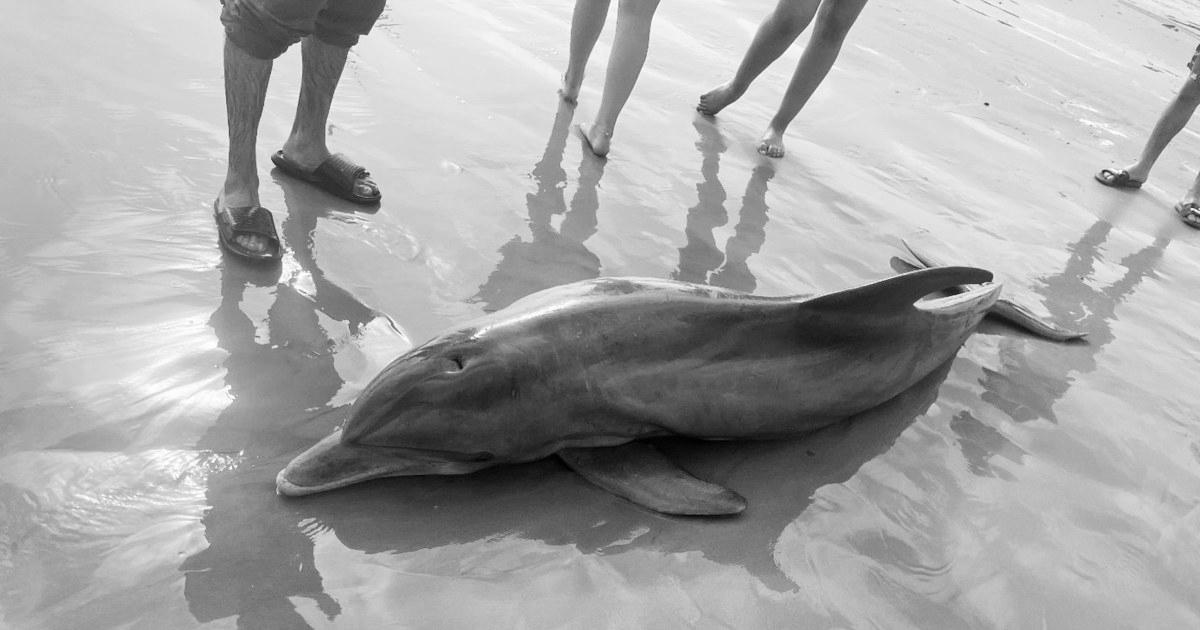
[2, 0, 1200, 627]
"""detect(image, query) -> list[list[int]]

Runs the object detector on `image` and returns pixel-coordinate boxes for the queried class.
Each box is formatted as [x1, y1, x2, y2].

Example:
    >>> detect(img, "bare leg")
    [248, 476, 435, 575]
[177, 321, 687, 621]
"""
[579, 0, 661, 156]
[696, 0, 818, 116]
[758, 0, 869, 158]
[220, 36, 274, 253]
[561, 0, 612, 103]
[1123, 77, 1200, 182]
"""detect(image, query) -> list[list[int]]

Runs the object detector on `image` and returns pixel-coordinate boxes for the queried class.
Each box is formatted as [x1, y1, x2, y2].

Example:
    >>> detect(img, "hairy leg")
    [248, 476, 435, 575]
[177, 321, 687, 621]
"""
[280, 36, 377, 199]
[282, 36, 348, 169]
[561, 0, 612, 103]
[758, 0, 868, 158]
[1124, 77, 1200, 182]
[697, 0, 818, 116]
[581, 0, 661, 156]
[221, 36, 274, 253]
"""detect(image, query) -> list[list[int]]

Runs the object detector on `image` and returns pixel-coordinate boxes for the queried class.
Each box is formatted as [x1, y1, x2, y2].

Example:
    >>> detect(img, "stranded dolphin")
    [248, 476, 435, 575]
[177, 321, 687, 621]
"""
[277, 263, 1083, 515]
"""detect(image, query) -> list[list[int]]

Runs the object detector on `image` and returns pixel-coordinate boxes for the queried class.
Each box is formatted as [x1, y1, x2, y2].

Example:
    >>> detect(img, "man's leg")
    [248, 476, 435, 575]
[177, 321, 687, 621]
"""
[696, 0, 818, 116]
[758, 0, 868, 158]
[1122, 77, 1200, 182]
[274, 0, 383, 201]
[221, 35, 274, 254]
[580, 0, 661, 156]
[280, 37, 347, 171]
[561, 0, 613, 103]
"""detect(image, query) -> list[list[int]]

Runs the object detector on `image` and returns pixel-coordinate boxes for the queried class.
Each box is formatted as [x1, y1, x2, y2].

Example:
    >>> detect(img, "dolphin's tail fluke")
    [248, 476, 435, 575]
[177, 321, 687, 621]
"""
[897, 239, 1086, 342]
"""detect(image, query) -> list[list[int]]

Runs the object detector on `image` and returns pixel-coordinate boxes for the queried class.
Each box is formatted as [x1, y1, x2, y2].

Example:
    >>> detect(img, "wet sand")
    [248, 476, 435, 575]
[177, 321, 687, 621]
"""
[2, 0, 1200, 627]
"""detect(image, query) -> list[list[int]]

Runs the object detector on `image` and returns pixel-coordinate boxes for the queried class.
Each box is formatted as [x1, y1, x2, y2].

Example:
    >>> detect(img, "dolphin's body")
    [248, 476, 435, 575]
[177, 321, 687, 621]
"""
[277, 261, 1082, 515]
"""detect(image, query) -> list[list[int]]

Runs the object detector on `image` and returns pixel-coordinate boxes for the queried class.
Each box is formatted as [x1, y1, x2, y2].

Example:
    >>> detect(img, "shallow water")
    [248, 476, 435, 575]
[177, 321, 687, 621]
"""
[3, 0, 1200, 628]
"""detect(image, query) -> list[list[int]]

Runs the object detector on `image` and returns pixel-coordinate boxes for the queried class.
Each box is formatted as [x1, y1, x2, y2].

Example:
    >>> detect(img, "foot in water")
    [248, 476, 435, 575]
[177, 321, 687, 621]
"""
[756, 126, 786, 158]
[216, 190, 272, 255]
[696, 82, 744, 116]
[578, 123, 612, 157]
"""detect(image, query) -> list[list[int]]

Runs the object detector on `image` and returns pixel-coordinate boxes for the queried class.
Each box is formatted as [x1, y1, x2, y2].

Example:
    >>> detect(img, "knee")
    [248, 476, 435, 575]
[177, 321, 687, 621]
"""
[1177, 79, 1200, 110]
[771, 0, 819, 34]
[812, 1, 865, 43]
[617, 0, 661, 21]
[221, 0, 303, 60]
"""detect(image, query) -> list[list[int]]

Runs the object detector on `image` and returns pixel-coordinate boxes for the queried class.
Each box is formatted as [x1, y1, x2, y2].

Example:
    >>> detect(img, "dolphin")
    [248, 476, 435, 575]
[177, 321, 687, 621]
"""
[277, 262, 1083, 515]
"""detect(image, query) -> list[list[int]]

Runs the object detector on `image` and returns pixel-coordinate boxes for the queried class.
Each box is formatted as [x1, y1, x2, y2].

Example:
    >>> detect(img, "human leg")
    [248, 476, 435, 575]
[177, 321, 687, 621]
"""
[580, 0, 661, 156]
[217, 0, 333, 258]
[1120, 76, 1200, 183]
[219, 35, 277, 256]
[758, 0, 868, 157]
[561, 0, 613, 103]
[274, 0, 384, 202]
[696, 0, 818, 116]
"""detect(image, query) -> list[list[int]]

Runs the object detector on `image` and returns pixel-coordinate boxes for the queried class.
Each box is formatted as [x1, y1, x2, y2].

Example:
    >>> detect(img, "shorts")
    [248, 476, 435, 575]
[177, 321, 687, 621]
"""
[221, 0, 387, 60]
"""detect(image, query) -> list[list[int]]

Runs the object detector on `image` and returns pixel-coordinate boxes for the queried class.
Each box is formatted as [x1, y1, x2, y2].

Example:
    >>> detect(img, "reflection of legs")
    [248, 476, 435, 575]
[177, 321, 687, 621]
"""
[758, 0, 868, 158]
[711, 165, 773, 293]
[1123, 77, 1200, 182]
[561, 0, 612, 103]
[579, 0, 662, 157]
[696, 0, 818, 116]
[220, 36, 274, 254]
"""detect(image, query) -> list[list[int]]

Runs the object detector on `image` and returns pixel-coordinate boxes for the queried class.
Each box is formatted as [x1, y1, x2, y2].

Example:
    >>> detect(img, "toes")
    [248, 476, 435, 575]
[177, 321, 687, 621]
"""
[234, 234, 266, 253]
[356, 179, 378, 197]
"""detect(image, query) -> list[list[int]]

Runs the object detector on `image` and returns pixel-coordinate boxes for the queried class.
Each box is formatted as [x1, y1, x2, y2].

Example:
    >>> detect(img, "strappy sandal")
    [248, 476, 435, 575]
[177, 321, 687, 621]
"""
[1094, 168, 1144, 189]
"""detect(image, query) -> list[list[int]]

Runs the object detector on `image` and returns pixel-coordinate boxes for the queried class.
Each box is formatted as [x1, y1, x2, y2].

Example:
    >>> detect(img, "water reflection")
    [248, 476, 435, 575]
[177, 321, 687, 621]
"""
[180, 179, 396, 628]
[675, 120, 773, 294]
[958, 211, 1168, 474]
[474, 101, 603, 312]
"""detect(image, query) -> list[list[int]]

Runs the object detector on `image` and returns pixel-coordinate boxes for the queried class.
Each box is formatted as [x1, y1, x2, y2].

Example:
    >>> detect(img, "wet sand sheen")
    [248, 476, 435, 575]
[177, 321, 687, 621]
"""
[2, 0, 1200, 628]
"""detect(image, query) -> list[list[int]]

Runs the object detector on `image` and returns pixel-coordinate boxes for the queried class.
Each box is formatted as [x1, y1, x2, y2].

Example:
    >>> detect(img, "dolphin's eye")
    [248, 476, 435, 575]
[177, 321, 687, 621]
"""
[449, 356, 465, 371]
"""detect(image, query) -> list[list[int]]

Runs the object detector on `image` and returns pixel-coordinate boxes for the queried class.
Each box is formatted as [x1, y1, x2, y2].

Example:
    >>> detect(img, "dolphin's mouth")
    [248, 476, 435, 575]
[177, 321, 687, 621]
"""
[276, 429, 495, 497]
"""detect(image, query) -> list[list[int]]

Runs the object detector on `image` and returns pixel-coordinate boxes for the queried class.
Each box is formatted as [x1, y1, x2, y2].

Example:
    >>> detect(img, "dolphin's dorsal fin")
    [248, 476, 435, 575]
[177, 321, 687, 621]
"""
[800, 266, 993, 313]
[558, 443, 746, 516]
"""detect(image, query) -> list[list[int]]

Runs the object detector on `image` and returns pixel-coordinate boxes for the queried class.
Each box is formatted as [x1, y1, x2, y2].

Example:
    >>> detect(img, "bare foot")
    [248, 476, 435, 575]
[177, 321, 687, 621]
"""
[578, 123, 612, 157]
[756, 127, 786, 158]
[1176, 196, 1200, 229]
[559, 71, 583, 104]
[1122, 162, 1151, 184]
[696, 83, 743, 116]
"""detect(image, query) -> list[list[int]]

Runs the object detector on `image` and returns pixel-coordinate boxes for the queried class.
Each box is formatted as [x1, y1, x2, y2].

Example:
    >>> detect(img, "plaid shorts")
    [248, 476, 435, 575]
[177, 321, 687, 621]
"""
[221, 0, 386, 60]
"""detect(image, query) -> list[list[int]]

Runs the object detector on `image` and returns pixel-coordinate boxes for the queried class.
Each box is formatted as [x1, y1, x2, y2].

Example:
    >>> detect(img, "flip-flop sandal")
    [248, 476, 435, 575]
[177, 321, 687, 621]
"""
[213, 201, 282, 262]
[271, 150, 382, 205]
[1174, 201, 1200, 229]
[1094, 168, 1144, 189]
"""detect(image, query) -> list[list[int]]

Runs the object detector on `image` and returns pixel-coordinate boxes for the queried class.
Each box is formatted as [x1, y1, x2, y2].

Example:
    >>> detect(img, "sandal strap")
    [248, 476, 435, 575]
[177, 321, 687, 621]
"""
[314, 153, 370, 193]
[225, 205, 278, 239]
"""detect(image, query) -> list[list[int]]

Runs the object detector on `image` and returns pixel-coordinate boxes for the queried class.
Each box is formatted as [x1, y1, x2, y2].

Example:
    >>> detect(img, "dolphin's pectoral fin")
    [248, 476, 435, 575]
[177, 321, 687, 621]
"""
[558, 443, 746, 516]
